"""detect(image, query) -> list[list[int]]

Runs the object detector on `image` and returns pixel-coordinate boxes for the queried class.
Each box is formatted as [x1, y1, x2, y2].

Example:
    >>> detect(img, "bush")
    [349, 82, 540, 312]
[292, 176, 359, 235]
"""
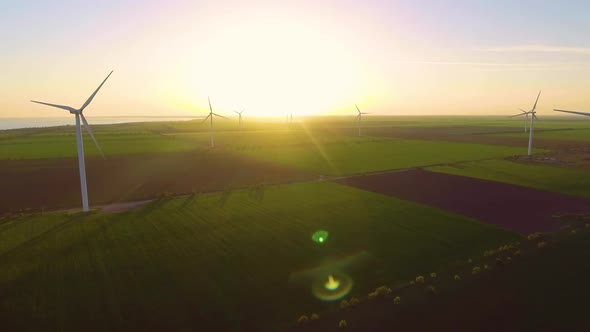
[472, 266, 481, 275]
[368, 286, 391, 300]
[415, 276, 425, 284]
[430, 272, 437, 279]
[572, 230, 577, 234]
[484, 249, 496, 257]
[537, 242, 546, 248]
[339, 320, 348, 328]
[310, 313, 319, 321]
[393, 296, 401, 304]
[484, 264, 489, 270]
[297, 315, 309, 324]
[513, 250, 521, 256]
[527, 232, 542, 241]
[349, 297, 360, 306]
[454, 274, 461, 281]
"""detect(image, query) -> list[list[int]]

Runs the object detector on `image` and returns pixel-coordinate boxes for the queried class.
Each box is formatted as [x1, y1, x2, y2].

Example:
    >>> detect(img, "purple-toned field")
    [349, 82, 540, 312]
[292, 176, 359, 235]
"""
[336, 169, 590, 234]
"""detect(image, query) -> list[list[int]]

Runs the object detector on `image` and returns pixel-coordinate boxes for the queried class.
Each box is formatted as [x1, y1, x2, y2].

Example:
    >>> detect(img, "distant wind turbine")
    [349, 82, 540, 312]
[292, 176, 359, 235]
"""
[355, 104, 369, 136]
[31, 70, 113, 212]
[517, 108, 529, 132]
[203, 97, 228, 148]
[553, 109, 590, 117]
[510, 90, 541, 156]
[234, 109, 245, 129]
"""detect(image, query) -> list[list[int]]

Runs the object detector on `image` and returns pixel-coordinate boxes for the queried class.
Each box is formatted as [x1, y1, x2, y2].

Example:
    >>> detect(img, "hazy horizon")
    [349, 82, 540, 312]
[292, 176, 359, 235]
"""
[2, 0, 590, 118]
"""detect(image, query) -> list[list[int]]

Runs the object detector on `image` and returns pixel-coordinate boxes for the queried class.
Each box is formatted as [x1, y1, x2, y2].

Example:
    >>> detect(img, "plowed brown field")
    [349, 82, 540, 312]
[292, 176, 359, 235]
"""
[0, 151, 313, 214]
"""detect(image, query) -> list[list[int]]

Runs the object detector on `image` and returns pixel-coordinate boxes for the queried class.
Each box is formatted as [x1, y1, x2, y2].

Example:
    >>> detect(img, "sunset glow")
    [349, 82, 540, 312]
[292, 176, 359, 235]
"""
[1, 0, 590, 117]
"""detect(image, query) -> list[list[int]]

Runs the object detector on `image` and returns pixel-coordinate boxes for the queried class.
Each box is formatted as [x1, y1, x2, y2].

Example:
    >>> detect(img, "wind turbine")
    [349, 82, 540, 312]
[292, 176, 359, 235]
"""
[355, 104, 369, 136]
[554, 109, 590, 117]
[517, 108, 529, 132]
[234, 109, 245, 129]
[203, 97, 228, 148]
[31, 71, 112, 212]
[510, 90, 541, 156]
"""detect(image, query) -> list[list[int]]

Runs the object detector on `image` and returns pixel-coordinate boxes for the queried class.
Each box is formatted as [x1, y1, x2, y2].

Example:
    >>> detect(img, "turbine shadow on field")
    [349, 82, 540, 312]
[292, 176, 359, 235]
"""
[218, 188, 233, 207]
[179, 193, 199, 210]
[0, 214, 84, 265]
[0, 215, 123, 303]
[0, 216, 26, 235]
[247, 184, 266, 203]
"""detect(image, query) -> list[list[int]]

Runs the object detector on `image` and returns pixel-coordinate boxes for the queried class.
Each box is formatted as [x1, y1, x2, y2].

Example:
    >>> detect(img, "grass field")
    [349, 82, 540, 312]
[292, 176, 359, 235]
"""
[0, 133, 202, 159]
[239, 139, 531, 176]
[3, 116, 590, 331]
[498, 127, 590, 142]
[0, 181, 519, 331]
[429, 159, 590, 198]
[3, 116, 580, 160]
[289, 224, 590, 332]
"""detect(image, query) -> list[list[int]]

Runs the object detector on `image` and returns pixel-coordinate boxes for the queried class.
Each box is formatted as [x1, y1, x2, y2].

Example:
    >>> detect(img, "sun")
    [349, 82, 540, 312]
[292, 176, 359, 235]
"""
[173, 17, 368, 117]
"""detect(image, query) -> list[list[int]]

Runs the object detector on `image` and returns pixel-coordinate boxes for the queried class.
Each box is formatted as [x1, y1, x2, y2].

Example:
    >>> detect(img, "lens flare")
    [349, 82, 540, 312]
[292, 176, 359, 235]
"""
[324, 274, 340, 291]
[312, 230, 329, 244]
[312, 272, 352, 301]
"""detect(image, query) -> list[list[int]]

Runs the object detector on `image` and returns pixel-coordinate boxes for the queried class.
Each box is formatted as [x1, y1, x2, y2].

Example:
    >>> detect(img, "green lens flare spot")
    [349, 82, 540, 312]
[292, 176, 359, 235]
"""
[312, 230, 329, 244]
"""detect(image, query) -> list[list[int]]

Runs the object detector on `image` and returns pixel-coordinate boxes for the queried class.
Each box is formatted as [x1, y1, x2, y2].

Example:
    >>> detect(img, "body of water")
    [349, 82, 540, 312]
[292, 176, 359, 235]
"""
[0, 116, 200, 131]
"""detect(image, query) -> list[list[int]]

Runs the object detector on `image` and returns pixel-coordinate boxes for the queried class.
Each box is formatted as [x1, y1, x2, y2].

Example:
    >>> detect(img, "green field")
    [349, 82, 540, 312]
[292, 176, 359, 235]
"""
[498, 127, 590, 142]
[0, 182, 519, 331]
[5, 115, 581, 161]
[429, 159, 590, 198]
[0, 133, 203, 159]
[3, 116, 590, 330]
[239, 139, 532, 176]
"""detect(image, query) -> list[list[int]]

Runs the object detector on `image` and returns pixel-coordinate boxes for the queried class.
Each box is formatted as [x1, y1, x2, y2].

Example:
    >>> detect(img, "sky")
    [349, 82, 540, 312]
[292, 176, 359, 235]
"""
[1, 0, 589, 118]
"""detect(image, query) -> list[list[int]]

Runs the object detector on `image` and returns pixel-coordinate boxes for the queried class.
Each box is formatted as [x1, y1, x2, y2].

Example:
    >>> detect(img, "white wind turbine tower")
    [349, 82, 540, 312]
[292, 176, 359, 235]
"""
[510, 90, 541, 156]
[203, 97, 228, 148]
[234, 109, 245, 129]
[31, 70, 112, 212]
[355, 104, 369, 136]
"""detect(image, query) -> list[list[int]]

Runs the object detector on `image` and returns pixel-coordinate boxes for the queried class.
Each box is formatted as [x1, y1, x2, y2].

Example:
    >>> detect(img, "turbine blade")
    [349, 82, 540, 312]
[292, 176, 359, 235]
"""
[213, 113, 229, 119]
[355, 104, 361, 114]
[509, 113, 526, 118]
[80, 113, 105, 158]
[31, 100, 77, 113]
[519, 108, 527, 113]
[208, 96, 213, 114]
[554, 109, 590, 117]
[79, 70, 113, 112]
[201, 114, 211, 123]
[532, 90, 541, 111]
